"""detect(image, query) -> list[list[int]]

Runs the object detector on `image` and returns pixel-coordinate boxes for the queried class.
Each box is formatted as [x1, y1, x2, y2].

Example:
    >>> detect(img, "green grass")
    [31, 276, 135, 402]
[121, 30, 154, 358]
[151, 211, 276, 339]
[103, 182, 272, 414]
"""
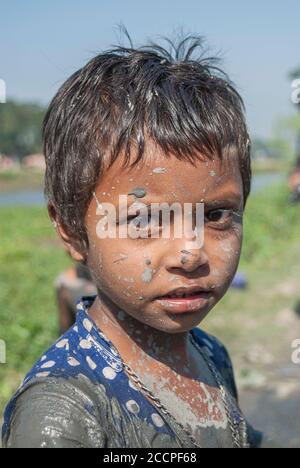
[0, 207, 72, 414]
[242, 183, 300, 266]
[0, 183, 300, 416]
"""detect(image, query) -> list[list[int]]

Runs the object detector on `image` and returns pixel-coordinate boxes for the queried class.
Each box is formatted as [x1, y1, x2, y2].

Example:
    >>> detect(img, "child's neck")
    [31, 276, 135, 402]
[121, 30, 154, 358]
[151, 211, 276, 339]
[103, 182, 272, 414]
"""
[88, 294, 199, 377]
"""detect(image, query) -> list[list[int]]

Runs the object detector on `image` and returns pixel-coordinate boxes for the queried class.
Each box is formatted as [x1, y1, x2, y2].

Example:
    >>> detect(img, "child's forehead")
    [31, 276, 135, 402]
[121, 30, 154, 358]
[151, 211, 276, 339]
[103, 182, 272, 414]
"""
[96, 149, 243, 202]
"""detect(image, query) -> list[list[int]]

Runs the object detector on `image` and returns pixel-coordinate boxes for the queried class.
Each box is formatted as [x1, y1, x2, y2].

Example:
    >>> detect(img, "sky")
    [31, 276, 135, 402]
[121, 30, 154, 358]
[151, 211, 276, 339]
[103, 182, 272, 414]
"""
[0, 0, 300, 139]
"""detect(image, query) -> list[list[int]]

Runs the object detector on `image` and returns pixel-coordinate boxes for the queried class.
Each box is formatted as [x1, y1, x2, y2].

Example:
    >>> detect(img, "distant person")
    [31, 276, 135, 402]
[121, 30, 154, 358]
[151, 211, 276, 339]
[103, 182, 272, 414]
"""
[288, 135, 300, 203]
[55, 260, 97, 334]
[3, 34, 262, 448]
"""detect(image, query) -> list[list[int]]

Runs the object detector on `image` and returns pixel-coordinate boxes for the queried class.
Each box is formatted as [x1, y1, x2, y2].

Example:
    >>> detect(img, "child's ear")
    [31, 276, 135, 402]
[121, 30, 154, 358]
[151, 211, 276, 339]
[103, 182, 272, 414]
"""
[47, 202, 87, 263]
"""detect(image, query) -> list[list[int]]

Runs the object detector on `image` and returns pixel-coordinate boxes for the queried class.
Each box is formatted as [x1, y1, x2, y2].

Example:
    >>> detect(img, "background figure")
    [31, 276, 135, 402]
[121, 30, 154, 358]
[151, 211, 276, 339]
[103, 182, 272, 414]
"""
[55, 262, 97, 334]
[288, 134, 300, 203]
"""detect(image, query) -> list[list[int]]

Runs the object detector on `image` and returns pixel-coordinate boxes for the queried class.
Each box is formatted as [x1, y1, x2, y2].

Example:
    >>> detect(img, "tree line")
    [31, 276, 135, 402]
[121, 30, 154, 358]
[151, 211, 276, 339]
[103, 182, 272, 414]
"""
[0, 100, 45, 159]
[1, 63, 300, 161]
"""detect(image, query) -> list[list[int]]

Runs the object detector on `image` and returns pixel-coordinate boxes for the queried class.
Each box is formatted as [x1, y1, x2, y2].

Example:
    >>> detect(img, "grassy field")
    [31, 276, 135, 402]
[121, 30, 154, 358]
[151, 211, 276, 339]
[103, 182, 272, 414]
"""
[0, 182, 300, 417]
[0, 207, 72, 414]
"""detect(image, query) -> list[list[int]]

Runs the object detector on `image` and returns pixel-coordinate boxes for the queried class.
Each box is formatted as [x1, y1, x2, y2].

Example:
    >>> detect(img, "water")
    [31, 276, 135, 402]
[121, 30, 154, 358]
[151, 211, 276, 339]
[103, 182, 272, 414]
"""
[0, 173, 284, 206]
[0, 190, 45, 206]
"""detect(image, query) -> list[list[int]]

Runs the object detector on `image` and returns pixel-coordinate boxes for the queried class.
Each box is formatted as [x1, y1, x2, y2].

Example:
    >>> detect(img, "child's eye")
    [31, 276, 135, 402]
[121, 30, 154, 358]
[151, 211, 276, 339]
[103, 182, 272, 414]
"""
[205, 209, 234, 228]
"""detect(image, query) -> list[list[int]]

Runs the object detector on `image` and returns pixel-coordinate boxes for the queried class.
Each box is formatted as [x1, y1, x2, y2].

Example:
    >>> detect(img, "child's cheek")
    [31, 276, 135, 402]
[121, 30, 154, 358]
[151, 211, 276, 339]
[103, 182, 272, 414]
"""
[209, 230, 242, 287]
[88, 241, 150, 304]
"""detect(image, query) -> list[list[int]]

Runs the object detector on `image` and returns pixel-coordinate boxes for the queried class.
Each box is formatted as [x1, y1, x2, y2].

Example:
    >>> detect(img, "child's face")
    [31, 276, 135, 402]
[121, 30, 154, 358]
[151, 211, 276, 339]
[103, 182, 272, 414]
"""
[84, 141, 244, 334]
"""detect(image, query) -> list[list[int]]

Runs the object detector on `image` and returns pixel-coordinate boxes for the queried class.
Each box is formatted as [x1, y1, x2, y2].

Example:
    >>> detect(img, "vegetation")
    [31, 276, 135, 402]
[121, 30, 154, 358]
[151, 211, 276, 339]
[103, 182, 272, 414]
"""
[0, 101, 45, 158]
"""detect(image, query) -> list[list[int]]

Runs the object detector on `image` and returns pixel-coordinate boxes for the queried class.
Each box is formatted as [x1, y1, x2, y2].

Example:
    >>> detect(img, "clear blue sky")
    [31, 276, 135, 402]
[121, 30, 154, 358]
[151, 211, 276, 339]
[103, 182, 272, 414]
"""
[1, 0, 300, 139]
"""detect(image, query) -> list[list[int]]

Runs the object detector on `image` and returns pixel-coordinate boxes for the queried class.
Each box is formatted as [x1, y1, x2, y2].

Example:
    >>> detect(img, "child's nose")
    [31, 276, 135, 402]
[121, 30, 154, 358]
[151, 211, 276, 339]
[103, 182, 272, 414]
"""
[164, 243, 209, 273]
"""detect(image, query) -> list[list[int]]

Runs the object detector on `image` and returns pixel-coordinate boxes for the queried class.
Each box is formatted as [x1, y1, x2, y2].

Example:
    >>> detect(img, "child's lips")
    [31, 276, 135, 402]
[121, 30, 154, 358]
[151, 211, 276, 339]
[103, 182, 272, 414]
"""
[154, 292, 211, 314]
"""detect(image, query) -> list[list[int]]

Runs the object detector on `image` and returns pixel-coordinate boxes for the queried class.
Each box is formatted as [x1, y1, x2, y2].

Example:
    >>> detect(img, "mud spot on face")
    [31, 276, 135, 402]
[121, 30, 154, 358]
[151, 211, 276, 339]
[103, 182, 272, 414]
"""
[181, 250, 194, 256]
[113, 253, 128, 264]
[141, 268, 153, 283]
[93, 192, 103, 210]
[128, 187, 147, 198]
[181, 256, 189, 265]
[220, 239, 233, 253]
[145, 259, 152, 266]
[153, 167, 167, 174]
[169, 275, 180, 282]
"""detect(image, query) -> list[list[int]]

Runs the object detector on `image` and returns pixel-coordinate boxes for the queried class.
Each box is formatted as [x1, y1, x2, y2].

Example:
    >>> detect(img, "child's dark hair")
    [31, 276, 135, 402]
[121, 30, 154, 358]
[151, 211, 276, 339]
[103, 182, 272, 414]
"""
[43, 34, 251, 246]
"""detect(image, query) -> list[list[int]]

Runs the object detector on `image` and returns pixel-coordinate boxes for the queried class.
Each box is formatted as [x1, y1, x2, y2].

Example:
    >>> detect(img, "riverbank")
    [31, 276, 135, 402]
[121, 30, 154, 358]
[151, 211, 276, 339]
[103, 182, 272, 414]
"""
[0, 182, 299, 446]
[0, 170, 44, 193]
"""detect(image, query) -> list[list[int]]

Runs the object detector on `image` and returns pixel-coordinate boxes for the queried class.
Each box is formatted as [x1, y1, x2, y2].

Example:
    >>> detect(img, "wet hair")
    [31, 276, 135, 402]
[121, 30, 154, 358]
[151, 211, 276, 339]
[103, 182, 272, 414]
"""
[43, 33, 251, 246]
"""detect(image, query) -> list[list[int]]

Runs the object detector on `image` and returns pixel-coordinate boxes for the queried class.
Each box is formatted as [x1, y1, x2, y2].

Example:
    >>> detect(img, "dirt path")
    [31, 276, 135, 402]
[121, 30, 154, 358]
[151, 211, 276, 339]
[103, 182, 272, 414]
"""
[238, 305, 300, 448]
[240, 363, 300, 448]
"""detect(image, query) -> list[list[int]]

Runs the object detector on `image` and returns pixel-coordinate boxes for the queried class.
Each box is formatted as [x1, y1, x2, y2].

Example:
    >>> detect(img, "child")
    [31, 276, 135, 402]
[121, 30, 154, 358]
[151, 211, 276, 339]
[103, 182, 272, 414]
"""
[2, 35, 262, 448]
[55, 253, 97, 334]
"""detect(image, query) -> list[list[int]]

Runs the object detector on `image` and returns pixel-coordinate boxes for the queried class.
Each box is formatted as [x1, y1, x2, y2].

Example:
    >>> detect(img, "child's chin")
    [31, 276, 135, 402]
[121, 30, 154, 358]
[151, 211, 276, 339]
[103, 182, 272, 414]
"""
[147, 309, 211, 334]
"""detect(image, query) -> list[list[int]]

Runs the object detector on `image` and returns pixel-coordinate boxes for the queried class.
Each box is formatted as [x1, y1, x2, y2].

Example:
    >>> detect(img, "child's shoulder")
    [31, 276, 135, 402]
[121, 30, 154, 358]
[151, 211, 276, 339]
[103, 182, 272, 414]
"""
[191, 327, 233, 365]
[2, 299, 120, 447]
[2, 372, 108, 448]
[23, 300, 123, 386]
[3, 297, 123, 418]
